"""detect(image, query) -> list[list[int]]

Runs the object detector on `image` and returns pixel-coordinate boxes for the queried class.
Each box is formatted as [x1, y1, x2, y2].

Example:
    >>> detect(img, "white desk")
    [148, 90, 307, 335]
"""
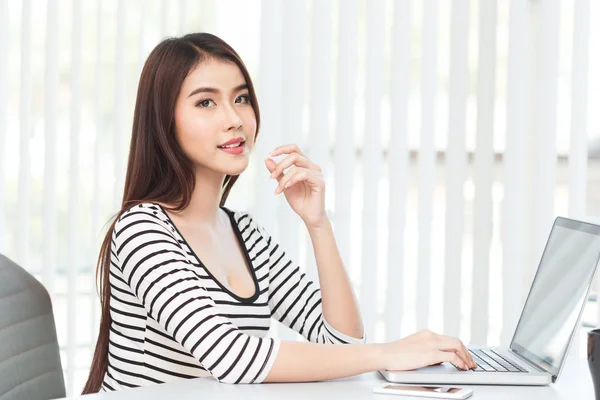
[66, 357, 594, 400]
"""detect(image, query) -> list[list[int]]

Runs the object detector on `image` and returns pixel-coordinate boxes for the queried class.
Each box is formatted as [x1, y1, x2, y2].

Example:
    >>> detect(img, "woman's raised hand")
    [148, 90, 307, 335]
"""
[265, 144, 327, 229]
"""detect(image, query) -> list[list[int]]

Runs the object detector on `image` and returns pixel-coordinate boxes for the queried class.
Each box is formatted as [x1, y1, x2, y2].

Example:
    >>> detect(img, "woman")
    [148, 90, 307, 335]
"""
[83, 33, 475, 393]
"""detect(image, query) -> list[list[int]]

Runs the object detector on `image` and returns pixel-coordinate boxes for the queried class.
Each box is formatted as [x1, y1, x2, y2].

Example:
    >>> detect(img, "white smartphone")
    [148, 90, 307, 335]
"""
[373, 384, 473, 399]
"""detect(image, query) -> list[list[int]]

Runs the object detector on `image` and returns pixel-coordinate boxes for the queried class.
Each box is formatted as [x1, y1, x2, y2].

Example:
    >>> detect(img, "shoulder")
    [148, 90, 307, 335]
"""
[222, 207, 255, 230]
[222, 207, 269, 237]
[113, 202, 175, 239]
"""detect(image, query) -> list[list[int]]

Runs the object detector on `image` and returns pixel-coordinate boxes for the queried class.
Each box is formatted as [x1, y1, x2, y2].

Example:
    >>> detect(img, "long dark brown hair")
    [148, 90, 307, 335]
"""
[82, 33, 261, 394]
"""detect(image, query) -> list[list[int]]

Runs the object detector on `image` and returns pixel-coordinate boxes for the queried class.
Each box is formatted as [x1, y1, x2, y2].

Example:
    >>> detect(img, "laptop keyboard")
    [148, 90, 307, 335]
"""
[461, 349, 528, 373]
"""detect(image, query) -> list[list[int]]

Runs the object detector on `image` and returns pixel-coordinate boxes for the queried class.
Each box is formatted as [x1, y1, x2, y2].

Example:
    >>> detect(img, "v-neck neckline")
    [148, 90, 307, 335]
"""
[154, 203, 261, 304]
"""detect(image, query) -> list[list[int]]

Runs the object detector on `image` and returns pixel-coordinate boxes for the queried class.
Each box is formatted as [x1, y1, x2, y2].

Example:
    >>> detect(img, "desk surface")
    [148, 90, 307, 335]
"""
[67, 357, 594, 400]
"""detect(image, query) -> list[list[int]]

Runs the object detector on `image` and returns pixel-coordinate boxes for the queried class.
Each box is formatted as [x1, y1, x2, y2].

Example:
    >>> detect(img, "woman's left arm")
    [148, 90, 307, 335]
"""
[266, 144, 364, 340]
[305, 220, 364, 340]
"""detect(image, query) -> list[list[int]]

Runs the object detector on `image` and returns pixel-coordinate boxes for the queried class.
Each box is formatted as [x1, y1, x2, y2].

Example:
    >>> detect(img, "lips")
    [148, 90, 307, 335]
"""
[218, 137, 245, 148]
[217, 141, 245, 149]
[218, 141, 246, 155]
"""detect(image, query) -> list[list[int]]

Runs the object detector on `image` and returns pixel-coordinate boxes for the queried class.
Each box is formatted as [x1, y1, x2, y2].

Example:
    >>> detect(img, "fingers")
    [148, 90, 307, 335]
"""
[436, 335, 476, 369]
[460, 342, 476, 369]
[275, 167, 316, 195]
[265, 157, 277, 175]
[268, 153, 318, 180]
[269, 143, 306, 158]
[435, 351, 470, 371]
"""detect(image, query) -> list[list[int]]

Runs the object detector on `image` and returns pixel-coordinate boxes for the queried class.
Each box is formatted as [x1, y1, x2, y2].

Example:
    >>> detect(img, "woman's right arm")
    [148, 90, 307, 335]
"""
[265, 329, 476, 383]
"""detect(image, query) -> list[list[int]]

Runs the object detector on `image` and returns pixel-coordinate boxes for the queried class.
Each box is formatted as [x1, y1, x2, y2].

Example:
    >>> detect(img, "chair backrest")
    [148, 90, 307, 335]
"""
[0, 254, 66, 400]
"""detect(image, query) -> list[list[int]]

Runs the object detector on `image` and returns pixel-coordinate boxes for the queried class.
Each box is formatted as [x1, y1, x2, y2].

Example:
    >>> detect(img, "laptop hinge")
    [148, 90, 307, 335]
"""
[510, 348, 554, 377]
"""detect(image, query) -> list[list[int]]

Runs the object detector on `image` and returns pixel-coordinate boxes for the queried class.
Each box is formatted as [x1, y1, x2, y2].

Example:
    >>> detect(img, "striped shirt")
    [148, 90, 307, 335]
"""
[102, 203, 364, 390]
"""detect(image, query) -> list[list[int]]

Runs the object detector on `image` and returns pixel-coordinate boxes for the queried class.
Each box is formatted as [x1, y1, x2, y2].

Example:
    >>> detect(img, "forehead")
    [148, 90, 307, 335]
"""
[181, 58, 247, 94]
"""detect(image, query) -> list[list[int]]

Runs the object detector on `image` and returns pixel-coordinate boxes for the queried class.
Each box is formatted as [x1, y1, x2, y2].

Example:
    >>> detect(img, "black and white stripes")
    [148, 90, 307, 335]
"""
[102, 203, 364, 390]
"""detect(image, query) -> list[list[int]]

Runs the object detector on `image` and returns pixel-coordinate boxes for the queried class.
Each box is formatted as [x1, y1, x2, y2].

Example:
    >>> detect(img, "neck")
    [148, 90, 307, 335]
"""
[176, 166, 226, 227]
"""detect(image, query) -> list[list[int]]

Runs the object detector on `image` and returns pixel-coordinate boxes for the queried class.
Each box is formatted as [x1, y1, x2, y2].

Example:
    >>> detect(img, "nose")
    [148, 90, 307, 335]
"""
[223, 104, 243, 132]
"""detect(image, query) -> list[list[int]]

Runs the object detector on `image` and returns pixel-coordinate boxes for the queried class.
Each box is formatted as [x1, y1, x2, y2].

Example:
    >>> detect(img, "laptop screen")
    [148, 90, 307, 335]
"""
[510, 217, 600, 377]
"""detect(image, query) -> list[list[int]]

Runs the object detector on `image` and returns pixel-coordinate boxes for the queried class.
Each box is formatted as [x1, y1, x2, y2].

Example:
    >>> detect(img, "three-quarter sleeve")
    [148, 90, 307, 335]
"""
[244, 215, 365, 345]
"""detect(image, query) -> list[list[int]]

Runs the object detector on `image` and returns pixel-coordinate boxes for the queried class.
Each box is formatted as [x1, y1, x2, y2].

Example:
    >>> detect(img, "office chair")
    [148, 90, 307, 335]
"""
[0, 254, 66, 400]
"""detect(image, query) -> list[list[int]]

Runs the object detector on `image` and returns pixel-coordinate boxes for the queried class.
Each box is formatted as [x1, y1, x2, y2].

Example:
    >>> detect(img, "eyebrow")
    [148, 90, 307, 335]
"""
[187, 83, 248, 98]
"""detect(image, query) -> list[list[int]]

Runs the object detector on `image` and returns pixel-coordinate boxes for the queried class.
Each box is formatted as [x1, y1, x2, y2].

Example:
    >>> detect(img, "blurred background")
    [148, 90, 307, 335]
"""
[2, 0, 600, 395]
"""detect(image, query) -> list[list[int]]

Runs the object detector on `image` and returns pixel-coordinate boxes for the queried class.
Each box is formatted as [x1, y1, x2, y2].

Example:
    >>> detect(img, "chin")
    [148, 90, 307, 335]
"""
[223, 168, 247, 177]
[222, 159, 250, 176]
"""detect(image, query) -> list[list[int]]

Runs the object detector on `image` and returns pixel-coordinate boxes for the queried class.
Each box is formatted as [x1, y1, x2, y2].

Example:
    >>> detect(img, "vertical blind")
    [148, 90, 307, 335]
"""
[1, 0, 598, 395]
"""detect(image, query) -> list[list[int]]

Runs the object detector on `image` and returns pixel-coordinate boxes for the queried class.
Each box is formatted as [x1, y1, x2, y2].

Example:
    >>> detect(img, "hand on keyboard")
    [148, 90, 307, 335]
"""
[450, 362, 474, 371]
[379, 329, 477, 371]
[450, 349, 527, 373]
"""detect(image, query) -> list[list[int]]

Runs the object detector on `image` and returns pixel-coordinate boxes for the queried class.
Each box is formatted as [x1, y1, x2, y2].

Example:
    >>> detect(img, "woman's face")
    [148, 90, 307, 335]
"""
[174, 58, 257, 178]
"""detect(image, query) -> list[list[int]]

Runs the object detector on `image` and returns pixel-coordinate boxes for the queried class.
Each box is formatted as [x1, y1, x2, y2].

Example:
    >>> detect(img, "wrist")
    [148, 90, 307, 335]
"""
[366, 343, 388, 371]
[305, 216, 331, 232]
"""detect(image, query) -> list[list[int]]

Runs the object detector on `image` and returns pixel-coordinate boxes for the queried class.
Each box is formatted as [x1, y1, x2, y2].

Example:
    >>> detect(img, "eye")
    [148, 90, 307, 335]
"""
[196, 99, 216, 108]
[235, 94, 250, 104]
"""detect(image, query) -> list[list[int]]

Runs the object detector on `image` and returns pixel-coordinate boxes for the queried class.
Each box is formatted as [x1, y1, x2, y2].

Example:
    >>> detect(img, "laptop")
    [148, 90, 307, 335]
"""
[380, 216, 600, 386]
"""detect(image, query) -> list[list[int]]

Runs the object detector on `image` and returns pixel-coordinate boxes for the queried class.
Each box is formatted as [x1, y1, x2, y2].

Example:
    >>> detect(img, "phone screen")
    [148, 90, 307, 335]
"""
[383, 385, 462, 394]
